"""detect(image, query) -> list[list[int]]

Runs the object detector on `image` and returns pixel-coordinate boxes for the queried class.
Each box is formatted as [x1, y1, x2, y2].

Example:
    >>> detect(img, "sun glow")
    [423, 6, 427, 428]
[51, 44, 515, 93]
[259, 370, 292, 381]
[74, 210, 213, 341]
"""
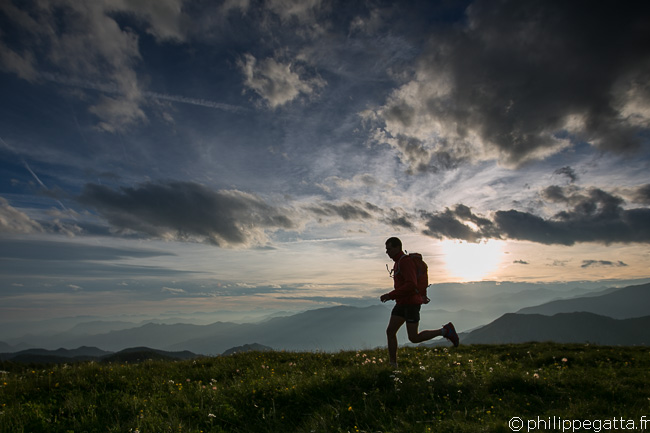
[440, 239, 504, 281]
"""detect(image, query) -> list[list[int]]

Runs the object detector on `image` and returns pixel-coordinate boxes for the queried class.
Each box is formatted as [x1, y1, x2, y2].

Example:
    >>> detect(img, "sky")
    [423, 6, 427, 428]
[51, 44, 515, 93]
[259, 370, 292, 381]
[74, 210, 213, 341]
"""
[0, 0, 649, 325]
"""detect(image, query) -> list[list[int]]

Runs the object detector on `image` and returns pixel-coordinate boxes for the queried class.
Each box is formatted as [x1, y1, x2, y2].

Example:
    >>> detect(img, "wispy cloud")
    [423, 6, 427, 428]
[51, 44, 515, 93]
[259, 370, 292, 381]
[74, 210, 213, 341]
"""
[41, 72, 247, 114]
[162, 287, 186, 295]
[581, 260, 628, 268]
[143, 91, 248, 113]
[22, 161, 69, 213]
[0, 1, 191, 131]
[0, 197, 44, 234]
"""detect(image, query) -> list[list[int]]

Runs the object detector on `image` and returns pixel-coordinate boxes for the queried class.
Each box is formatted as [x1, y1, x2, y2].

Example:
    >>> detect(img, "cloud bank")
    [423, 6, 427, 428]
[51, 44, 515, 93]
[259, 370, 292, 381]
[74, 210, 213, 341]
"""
[78, 181, 296, 247]
[422, 185, 650, 245]
[70, 179, 650, 248]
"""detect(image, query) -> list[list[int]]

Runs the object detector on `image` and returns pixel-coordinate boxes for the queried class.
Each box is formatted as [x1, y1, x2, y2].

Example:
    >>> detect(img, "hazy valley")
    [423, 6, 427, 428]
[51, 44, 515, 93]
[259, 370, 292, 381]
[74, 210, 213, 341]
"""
[2, 281, 649, 362]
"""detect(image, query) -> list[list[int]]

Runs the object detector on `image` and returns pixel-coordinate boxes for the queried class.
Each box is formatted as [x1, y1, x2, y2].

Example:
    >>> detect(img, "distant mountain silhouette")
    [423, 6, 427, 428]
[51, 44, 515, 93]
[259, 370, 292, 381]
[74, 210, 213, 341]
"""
[0, 346, 112, 362]
[463, 312, 650, 345]
[66, 320, 141, 335]
[0, 341, 14, 352]
[168, 305, 391, 354]
[424, 281, 616, 314]
[5, 354, 97, 364]
[517, 283, 650, 319]
[50, 321, 248, 353]
[2, 305, 476, 354]
[101, 347, 197, 363]
[0, 346, 198, 364]
[222, 343, 273, 356]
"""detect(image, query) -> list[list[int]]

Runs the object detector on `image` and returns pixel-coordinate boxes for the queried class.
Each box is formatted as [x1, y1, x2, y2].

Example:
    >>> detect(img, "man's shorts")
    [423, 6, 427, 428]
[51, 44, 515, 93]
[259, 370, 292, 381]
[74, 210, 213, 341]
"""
[391, 304, 421, 323]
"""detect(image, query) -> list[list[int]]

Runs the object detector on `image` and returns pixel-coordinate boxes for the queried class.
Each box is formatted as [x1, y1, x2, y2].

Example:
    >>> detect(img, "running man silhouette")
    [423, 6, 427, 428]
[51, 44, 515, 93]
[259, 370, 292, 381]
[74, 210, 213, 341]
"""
[380, 237, 459, 367]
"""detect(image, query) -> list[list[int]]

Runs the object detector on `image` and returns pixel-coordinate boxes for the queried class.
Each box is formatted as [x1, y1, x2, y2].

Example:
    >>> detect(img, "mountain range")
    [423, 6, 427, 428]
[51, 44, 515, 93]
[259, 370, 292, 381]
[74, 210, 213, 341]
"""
[1, 282, 648, 358]
[516, 283, 650, 318]
[0, 346, 198, 364]
[462, 312, 650, 345]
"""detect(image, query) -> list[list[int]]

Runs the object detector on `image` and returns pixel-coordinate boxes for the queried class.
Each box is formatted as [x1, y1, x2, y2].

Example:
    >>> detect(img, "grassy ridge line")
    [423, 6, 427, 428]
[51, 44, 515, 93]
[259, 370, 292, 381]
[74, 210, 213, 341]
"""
[1, 343, 649, 433]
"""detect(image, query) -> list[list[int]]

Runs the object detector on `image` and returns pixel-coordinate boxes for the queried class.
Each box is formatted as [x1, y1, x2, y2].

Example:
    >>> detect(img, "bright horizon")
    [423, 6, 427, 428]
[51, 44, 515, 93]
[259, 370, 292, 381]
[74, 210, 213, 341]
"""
[1, 0, 649, 326]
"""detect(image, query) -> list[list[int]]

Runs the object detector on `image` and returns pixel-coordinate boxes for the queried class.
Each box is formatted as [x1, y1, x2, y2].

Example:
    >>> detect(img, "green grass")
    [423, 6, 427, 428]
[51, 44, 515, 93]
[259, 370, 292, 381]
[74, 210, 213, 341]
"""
[1, 343, 649, 432]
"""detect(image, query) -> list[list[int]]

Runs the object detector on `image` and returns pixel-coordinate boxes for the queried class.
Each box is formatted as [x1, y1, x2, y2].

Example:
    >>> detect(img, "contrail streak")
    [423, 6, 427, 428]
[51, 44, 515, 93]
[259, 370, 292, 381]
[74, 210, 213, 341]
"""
[3, 137, 75, 219]
[23, 161, 47, 189]
[23, 160, 70, 214]
[142, 91, 248, 113]
[41, 72, 247, 113]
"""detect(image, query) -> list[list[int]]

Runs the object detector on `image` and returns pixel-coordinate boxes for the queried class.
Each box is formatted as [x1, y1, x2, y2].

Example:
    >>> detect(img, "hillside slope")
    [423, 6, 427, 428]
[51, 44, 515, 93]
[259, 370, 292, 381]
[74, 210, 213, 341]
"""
[516, 283, 650, 319]
[464, 312, 650, 345]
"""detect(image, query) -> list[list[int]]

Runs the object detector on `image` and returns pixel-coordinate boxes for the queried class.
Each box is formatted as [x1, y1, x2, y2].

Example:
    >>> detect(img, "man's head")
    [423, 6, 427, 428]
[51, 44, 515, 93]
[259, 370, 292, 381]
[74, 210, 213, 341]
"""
[385, 237, 402, 259]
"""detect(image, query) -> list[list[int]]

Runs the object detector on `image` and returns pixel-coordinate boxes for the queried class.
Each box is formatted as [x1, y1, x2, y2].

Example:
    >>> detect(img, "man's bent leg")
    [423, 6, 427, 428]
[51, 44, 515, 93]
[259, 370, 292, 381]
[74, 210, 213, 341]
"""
[406, 322, 443, 343]
[386, 315, 406, 367]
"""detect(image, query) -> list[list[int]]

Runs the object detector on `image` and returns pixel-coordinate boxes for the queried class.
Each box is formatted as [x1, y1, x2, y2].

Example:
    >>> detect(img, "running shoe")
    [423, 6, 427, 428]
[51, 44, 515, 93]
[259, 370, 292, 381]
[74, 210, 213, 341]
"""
[443, 322, 459, 347]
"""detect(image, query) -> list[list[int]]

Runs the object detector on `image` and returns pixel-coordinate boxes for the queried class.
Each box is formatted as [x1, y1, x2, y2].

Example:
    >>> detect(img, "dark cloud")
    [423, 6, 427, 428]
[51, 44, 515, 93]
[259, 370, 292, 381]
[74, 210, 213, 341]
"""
[631, 184, 650, 205]
[513, 260, 529, 265]
[541, 185, 571, 203]
[421, 187, 650, 245]
[494, 209, 650, 247]
[553, 166, 578, 183]
[307, 201, 376, 221]
[383, 208, 415, 230]
[375, 0, 650, 171]
[541, 185, 624, 211]
[581, 260, 628, 268]
[78, 181, 296, 247]
[422, 204, 496, 242]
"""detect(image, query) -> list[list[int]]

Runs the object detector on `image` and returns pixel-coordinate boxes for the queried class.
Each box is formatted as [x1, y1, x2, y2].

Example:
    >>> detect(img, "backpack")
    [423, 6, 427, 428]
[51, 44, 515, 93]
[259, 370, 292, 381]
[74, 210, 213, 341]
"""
[396, 252, 430, 304]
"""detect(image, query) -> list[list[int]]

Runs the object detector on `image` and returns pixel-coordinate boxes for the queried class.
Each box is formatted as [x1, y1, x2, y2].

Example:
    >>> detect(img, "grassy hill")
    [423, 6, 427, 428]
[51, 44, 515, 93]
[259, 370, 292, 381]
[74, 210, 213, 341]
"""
[1, 343, 649, 432]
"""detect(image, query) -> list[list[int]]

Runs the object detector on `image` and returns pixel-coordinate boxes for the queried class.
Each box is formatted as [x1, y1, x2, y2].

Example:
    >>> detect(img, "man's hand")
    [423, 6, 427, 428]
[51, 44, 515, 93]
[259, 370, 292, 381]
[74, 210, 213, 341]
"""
[380, 293, 391, 303]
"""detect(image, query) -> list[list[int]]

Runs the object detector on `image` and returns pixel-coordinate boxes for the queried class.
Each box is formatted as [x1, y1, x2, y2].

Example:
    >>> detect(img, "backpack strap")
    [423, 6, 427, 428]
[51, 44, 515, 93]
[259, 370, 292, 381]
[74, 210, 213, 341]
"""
[392, 253, 407, 276]
[394, 253, 422, 295]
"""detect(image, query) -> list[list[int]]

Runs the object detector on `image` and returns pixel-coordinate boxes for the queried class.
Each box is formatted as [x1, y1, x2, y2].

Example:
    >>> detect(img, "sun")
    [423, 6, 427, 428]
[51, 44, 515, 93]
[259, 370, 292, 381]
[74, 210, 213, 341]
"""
[440, 239, 504, 281]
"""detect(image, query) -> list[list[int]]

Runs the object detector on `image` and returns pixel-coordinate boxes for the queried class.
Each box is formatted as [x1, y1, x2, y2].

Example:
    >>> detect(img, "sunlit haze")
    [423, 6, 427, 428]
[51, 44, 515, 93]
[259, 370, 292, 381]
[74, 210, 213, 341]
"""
[440, 240, 504, 282]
